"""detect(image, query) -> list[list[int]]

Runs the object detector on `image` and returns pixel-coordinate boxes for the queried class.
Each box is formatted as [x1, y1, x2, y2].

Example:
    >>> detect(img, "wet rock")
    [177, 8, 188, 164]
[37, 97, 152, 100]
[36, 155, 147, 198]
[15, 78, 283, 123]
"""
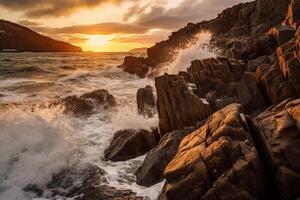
[253, 98, 300, 199]
[75, 185, 143, 200]
[135, 128, 194, 187]
[155, 74, 211, 135]
[104, 129, 159, 162]
[47, 165, 142, 200]
[137, 86, 156, 117]
[59, 89, 116, 116]
[160, 104, 267, 200]
[237, 72, 268, 114]
[269, 25, 296, 46]
[119, 56, 149, 78]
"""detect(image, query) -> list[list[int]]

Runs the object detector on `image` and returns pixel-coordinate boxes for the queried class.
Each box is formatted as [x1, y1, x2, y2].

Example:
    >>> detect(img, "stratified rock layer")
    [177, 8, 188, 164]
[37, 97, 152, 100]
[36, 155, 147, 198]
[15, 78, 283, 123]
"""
[155, 74, 211, 135]
[137, 86, 156, 117]
[253, 99, 300, 199]
[160, 104, 267, 200]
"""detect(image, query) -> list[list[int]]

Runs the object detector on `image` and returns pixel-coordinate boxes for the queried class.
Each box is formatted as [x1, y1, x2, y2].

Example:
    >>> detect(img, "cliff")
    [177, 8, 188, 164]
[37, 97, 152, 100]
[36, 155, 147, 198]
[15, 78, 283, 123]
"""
[0, 20, 82, 52]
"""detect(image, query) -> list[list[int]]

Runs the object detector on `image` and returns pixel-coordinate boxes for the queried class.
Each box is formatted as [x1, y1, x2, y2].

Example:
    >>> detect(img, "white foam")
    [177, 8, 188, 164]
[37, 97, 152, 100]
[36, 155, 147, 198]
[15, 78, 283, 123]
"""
[0, 108, 72, 200]
[166, 31, 216, 75]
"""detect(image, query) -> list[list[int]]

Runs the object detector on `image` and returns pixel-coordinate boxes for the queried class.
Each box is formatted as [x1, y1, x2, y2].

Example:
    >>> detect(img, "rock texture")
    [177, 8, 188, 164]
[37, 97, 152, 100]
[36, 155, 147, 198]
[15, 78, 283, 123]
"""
[137, 86, 156, 117]
[155, 74, 211, 135]
[0, 20, 82, 52]
[160, 104, 267, 200]
[58, 89, 116, 116]
[135, 128, 194, 187]
[118, 56, 149, 78]
[46, 166, 143, 200]
[104, 129, 158, 162]
[253, 99, 300, 199]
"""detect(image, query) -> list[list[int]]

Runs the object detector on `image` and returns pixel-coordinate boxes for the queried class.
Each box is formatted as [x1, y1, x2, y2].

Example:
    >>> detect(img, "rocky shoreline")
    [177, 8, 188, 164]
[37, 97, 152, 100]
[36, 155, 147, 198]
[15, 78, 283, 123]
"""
[112, 0, 300, 199]
[26, 0, 300, 199]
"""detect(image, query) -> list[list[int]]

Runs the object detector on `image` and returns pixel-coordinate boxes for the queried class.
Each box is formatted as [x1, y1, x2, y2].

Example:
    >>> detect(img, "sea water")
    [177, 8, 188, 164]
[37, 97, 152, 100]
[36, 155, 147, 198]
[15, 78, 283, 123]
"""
[0, 32, 214, 200]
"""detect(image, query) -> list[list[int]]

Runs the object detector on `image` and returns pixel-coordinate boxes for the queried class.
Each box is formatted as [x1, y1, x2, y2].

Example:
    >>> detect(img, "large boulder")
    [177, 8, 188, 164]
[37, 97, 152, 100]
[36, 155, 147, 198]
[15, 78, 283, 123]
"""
[155, 74, 211, 135]
[54, 89, 116, 116]
[135, 128, 195, 187]
[160, 104, 267, 200]
[136, 86, 156, 117]
[252, 98, 300, 199]
[104, 129, 159, 162]
[119, 56, 149, 78]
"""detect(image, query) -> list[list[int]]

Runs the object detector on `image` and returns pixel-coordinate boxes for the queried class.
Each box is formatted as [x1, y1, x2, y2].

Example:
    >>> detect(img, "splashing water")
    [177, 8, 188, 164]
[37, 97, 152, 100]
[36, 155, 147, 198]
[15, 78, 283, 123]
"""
[0, 43, 214, 199]
[166, 31, 216, 75]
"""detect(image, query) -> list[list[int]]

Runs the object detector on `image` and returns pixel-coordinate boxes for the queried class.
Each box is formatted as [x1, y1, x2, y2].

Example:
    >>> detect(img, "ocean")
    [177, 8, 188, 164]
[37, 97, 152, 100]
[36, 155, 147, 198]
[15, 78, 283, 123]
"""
[0, 32, 214, 200]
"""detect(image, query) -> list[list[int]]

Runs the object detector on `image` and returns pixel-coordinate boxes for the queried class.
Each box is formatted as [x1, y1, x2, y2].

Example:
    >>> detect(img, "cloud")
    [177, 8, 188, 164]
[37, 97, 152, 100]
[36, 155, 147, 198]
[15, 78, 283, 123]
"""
[111, 29, 170, 43]
[67, 37, 89, 43]
[125, 0, 250, 30]
[0, 0, 125, 17]
[52, 22, 148, 35]
[18, 19, 41, 26]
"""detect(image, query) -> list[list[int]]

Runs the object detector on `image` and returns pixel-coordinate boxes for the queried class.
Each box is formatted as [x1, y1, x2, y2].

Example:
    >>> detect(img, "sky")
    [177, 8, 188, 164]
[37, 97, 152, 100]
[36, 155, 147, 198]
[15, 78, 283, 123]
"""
[0, 0, 249, 52]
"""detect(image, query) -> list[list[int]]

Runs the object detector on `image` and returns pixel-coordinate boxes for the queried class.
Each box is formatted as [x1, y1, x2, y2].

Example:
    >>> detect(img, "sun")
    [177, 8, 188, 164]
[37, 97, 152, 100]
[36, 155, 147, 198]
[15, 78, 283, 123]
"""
[87, 35, 111, 47]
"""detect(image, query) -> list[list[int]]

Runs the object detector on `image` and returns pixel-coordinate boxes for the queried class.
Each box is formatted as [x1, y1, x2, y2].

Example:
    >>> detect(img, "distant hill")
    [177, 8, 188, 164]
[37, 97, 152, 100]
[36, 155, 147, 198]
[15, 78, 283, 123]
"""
[0, 20, 82, 52]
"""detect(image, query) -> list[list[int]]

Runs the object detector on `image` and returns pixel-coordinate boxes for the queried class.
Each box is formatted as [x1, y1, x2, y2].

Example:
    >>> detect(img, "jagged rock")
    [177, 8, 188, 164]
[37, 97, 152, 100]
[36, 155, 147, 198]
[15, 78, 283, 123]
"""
[247, 55, 272, 72]
[284, 0, 300, 28]
[155, 74, 211, 135]
[252, 98, 300, 199]
[237, 72, 268, 114]
[119, 56, 149, 78]
[59, 89, 116, 116]
[137, 86, 156, 117]
[160, 104, 267, 200]
[225, 35, 275, 60]
[187, 57, 246, 97]
[104, 129, 159, 162]
[269, 25, 296, 46]
[135, 128, 194, 187]
[256, 30, 300, 104]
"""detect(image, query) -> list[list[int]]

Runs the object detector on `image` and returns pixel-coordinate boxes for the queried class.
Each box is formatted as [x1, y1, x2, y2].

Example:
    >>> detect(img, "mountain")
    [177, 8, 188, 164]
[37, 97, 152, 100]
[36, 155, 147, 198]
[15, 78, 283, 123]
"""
[0, 20, 82, 52]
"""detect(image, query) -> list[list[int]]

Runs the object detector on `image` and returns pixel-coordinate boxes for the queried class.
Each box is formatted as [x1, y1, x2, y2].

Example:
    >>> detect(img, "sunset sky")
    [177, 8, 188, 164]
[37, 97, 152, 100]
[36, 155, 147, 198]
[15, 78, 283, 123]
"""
[0, 0, 248, 52]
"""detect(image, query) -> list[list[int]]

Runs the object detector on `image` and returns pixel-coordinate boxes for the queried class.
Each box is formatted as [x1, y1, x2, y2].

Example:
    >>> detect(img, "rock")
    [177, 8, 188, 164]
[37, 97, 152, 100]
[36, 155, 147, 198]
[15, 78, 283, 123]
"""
[269, 25, 296, 46]
[187, 57, 246, 97]
[247, 55, 272, 72]
[137, 86, 156, 117]
[237, 72, 268, 114]
[104, 129, 159, 162]
[155, 74, 211, 135]
[284, 0, 300, 28]
[160, 104, 267, 200]
[60, 89, 116, 116]
[47, 165, 142, 200]
[135, 128, 194, 187]
[119, 56, 149, 78]
[256, 63, 295, 104]
[252, 98, 300, 199]
[256, 28, 300, 105]
[76, 185, 143, 200]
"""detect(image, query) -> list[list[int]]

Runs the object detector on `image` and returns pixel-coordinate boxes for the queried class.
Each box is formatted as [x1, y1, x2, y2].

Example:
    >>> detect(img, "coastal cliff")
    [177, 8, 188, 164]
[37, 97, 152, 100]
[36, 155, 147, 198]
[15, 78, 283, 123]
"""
[0, 20, 82, 52]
